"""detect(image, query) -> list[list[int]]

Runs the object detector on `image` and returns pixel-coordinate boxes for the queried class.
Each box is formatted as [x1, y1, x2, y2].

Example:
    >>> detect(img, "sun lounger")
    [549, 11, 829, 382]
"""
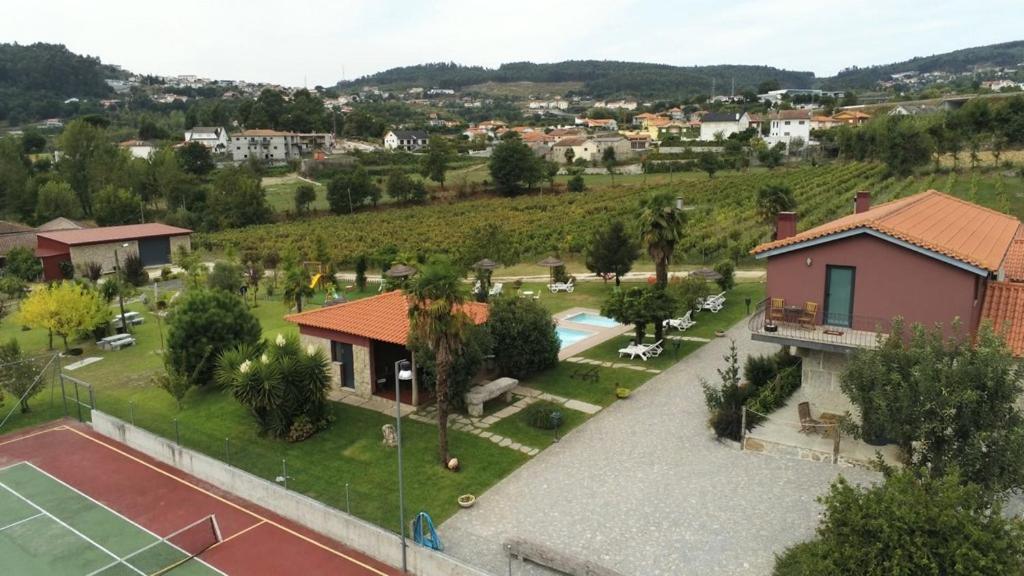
[698, 292, 726, 313]
[547, 278, 575, 294]
[488, 282, 503, 296]
[617, 344, 649, 360]
[663, 311, 696, 331]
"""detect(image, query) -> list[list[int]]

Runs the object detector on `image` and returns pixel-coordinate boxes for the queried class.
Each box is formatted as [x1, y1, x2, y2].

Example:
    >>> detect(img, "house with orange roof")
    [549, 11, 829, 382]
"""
[749, 189, 1024, 414]
[831, 110, 872, 125]
[287, 291, 489, 405]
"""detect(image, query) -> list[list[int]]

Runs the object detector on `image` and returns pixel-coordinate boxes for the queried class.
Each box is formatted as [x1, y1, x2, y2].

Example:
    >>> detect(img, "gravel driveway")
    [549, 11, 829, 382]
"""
[440, 319, 879, 576]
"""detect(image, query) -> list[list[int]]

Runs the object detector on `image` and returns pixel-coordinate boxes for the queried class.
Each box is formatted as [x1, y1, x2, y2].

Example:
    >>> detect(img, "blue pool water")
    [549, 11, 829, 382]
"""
[556, 326, 594, 349]
[565, 312, 620, 328]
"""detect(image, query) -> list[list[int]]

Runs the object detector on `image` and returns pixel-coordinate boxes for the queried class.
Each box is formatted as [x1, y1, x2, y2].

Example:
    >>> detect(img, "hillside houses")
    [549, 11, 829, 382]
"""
[383, 130, 429, 151]
[699, 112, 750, 141]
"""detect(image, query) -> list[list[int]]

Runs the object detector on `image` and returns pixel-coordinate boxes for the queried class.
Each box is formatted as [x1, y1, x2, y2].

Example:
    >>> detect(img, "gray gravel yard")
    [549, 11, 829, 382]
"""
[441, 320, 879, 576]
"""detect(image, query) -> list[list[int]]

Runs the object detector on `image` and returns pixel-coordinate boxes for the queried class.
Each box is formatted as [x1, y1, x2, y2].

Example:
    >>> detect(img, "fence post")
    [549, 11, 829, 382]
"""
[740, 406, 747, 451]
[129, 401, 134, 426]
[174, 418, 180, 445]
[345, 483, 351, 514]
[60, 373, 68, 417]
[88, 386, 95, 411]
[832, 425, 841, 465]
[282, 459, 288, 490]
[224, 438, 230, 464]
[73, 379, 82, 422]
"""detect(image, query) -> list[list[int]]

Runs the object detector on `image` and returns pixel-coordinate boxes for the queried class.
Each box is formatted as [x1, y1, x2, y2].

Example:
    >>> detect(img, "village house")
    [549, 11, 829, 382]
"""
[0, 218, 85, 272]
[119, 140, 157, 160]
[749, 190, 1024, 415]
[767, 109, 812, 147]
[383, 130, 429, 151]
[888, 104, 938, 116]
[831, 110, 872, 126]
[184, 126, 230, 153]
[699, 112, 750, 141]
[36, 223, 192, 281]
[592, 133, 633, 161]
[231, 130, 336, 162]
[982, 79, 1020, 91]
[552, 136, 596, 163]
[577, 118, 618, 131]
[810, 115, 842, 130]
[287, 291, 489, 406]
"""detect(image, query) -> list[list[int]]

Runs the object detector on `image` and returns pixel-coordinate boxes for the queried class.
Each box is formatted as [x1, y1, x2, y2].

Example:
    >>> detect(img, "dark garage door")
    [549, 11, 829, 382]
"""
[138, 237, 171, 267]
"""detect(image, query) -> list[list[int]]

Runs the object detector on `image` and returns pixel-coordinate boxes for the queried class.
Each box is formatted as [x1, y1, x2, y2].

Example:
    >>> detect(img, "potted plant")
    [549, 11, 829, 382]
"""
[615, 387, 631, 399]
[458, 494, 476, 508]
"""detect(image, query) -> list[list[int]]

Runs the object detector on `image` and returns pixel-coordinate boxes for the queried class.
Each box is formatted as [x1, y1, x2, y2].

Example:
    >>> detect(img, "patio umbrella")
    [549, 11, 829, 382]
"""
[384, 264, 417, 278]
[689, 267, 723, 281]
[472, 258, 498, 270]
[537, 256, 564, 282]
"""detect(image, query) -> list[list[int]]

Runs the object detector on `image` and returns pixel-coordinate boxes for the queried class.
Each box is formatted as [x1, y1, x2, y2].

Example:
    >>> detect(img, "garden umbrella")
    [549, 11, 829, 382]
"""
[385, 264, 417, 278]
[472, 258, 498, 296]
[689, 267, 722, 281]
[472, 258, 498, 270]
[537, 256, 564, 283]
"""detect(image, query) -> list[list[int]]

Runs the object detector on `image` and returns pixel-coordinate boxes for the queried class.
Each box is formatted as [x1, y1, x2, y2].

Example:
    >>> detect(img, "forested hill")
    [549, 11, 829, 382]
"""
[0, 43, 118, 122]
[335, 60, 816, 98]
[825, 40, 1024, 89]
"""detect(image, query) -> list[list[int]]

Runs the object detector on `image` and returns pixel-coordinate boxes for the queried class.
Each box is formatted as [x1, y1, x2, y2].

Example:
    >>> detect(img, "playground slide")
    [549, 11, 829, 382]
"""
[309, 273, 322, 289]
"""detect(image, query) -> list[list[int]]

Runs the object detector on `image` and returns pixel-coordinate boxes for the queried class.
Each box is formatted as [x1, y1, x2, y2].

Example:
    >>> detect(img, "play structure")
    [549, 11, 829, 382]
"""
[412, 512, 443, 551]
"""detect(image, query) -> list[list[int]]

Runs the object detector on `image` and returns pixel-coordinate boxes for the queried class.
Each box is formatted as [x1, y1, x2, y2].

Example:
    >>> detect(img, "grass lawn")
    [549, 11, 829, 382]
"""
[515, 362, 651, 407]
[487, 401, 590, 449]
[262, 174, 329, 213]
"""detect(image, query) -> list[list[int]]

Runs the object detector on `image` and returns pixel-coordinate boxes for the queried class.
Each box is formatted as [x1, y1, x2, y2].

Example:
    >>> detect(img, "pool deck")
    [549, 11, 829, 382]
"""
[555, 307, 632, 360]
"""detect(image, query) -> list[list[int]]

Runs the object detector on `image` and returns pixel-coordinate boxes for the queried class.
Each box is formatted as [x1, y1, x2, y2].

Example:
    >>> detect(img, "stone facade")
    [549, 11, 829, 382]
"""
[352, 344, 372, 398]
[298, 332, 343, 391]
[794, 347, 856, 416]
[169, 235, 191, 260]
[70, 241, 139, 274]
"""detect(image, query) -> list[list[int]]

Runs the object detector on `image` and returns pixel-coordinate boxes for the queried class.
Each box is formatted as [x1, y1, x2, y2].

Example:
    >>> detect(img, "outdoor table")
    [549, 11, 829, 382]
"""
[783, 306, 803, 323]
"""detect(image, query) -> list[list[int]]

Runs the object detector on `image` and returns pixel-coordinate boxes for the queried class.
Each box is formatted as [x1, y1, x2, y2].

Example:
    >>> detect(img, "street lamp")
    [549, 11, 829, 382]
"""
[113, 243, 130, 334]
[394, 358, 413, 573]
[675, 196, 684, 211]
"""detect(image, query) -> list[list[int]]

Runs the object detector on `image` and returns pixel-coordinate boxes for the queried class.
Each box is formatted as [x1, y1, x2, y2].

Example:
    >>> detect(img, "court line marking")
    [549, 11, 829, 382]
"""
[0, 479, 148, 576]
[211, 519, 266, 547]
[0, 512, 44, 532]
[60, 426, 392, 576]
[0, 424, 65, 447]
[19, 461, 228, 576]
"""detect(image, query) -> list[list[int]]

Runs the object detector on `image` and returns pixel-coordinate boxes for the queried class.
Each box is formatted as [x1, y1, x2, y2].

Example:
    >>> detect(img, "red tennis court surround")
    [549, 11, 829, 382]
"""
[0, 422, 400, 576]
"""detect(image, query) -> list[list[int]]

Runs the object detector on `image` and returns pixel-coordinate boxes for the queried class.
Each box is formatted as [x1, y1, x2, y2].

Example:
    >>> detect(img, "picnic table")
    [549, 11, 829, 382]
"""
[111, 311, 144, 328]
[97, 333, 136, 351]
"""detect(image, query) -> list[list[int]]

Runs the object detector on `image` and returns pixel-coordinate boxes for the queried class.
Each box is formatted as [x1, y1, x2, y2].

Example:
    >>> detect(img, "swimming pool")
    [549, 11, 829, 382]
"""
[556, 326, 594, 349]
[565, 312, 620, 328]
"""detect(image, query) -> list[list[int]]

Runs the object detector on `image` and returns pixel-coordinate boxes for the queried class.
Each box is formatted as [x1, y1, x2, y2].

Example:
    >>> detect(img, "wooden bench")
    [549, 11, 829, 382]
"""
[464, 377, 519, 417]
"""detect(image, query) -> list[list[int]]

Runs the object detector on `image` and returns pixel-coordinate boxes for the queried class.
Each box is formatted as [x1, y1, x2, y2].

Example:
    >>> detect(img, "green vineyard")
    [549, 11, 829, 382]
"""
[200, 163, 1023, 266]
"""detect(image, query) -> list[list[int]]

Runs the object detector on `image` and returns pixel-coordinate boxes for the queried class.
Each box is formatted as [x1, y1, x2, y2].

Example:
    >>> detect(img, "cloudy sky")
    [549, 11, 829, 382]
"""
[3, 1, 1022, 86]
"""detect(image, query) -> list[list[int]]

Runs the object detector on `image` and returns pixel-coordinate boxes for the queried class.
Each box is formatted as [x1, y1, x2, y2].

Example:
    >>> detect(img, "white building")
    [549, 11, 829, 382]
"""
[767, 110, 812, 147]
[982, 79, 1019, 91]
[119, 140, 157, 160]
[230, 130, 336, 162]
[699, 112, 750, 141]
[383, 130, 429, 151]
[183, 126, 230, 153]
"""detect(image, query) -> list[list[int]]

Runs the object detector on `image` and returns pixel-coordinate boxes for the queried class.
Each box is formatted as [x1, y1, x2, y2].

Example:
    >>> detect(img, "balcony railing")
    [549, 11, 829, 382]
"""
[748, 298, 889, 351]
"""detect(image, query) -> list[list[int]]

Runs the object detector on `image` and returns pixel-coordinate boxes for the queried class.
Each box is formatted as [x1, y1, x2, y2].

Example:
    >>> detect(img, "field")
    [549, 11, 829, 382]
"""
[207, 162, 1024, 268]
[462, 81, 585, 97]
[262, 174, 329, 212]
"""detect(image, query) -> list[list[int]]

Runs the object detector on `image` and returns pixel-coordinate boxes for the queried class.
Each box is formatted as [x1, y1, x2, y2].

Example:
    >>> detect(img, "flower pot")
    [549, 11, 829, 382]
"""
[615, 387, 631, 399]
[458, 494, 476, 508]
[715, 330, 726, 338]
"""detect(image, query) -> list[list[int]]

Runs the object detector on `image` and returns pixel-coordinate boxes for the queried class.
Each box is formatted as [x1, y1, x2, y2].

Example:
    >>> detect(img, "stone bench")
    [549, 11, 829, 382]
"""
[465, 377, 519, 417]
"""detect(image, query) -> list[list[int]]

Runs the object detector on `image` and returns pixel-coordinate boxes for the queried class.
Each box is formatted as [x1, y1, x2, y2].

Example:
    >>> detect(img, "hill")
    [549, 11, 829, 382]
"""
[336, 60, 816, 99]
[824, 40, 1024, 90]
[0, 42, 117, 123]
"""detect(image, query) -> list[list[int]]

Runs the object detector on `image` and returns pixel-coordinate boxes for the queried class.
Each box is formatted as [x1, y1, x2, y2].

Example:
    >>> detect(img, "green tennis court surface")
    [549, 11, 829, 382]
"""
[0, 462, 222, 576]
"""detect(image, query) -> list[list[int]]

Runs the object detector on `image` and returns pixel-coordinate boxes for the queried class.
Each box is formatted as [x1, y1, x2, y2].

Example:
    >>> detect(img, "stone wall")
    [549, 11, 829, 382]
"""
[298, 332, 343, 391]
[169, 235, 191, 257]
[70, 240, 140, 274]
[794, 347, 856, 416]
[353, 344, 372, 397]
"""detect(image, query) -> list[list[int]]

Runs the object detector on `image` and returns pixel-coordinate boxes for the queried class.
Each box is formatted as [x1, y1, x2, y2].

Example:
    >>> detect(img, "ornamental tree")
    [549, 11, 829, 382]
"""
[166, 289, 261, 387]
[487, 297, 559, 380]
[17, 281, 106, 351]
[585, 220, 639, 287]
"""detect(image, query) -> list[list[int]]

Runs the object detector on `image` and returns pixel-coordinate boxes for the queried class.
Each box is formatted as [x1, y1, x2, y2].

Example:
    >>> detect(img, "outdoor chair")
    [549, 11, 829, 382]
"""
[548, 277, 575, 294]
[699, 292, 726, 313]
[798, 301, 818, 329]
[663, 311, 696, 331]
[643, 340, 664, 357]
[798, 401, 823, 433]
[617, 344, 649, 361]
[489, 282, 503, 296]
[768, 298, 785, 323]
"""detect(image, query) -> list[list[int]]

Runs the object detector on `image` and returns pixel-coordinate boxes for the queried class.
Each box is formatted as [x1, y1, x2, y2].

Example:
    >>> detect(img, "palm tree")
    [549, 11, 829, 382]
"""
[755, 184, 796, 239]
[407, 256, 470, 467]
[282, 266, 313, 312]
[637, 193, 686, 342]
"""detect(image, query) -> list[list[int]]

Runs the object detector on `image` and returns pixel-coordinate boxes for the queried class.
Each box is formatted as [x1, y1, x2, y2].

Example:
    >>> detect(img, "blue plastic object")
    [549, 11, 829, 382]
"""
[412, 511, 443, 551]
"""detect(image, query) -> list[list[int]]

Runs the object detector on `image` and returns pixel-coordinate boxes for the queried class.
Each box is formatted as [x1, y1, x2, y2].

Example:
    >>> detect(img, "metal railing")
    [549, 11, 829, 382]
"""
[748, 298, 889, 350]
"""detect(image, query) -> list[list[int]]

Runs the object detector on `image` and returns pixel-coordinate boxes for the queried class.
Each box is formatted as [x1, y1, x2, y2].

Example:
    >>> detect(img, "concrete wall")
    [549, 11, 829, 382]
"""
[765, 233, 984, 334]
[90, 411, 491, 576]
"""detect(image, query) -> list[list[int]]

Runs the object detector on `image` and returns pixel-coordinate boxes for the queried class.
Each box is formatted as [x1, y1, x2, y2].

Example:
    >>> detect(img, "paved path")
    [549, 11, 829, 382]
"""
[440, 319, 878, 576]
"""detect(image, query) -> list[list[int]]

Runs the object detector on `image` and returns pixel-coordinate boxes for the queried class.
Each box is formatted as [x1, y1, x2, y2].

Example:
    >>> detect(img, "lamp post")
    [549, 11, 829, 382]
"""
[394, 358, 413, 573]
[113, 243, 130, 334]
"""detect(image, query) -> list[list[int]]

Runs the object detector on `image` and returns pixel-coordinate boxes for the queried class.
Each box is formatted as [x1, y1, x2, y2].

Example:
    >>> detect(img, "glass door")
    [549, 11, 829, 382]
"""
[331, 341, 355, 389]
[824, 266, 855, 327]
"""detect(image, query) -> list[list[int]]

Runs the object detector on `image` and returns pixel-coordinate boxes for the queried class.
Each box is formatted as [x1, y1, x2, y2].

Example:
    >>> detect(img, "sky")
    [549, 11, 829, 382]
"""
[3, 0, 1023, 87]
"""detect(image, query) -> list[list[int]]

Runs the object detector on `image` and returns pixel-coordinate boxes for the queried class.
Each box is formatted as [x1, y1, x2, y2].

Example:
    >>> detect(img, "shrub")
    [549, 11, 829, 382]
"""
[160, 266, 173, 282]
[78, 261, 103, 283]
[567, 174, 586, 192]
[354, 255, 368, 291]
[702, 340, 755, 440]
[523, 402, 564, 430]
[487, 298, 559, 379]
[166, 289, 261, 387]
[713, 259, 735, 291]
[743, 353, 777, 389]
[121, 252, 147, 286]
[207, 261, 243, 293]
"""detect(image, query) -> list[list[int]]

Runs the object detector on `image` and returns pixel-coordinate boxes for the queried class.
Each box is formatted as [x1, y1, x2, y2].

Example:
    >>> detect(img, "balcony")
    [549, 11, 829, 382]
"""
[748, 298, 888, 352]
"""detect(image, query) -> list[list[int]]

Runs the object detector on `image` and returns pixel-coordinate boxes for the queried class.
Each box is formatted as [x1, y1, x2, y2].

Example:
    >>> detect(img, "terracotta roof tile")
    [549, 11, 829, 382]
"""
[0, 220, 33, 235]
[1005, 232, 1024, 282]
[286, 290, 488, 346]
[981, 281, 1024, 356]
[752, 190, 1021, 273]
[37, 223, 192, 246]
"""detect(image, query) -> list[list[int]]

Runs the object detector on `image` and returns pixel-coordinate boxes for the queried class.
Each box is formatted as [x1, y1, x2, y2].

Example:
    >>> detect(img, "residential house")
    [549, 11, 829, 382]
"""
[0, 218, 85, 272]
[747, 113, 764, 132]
[581, 118, 618, 131]
[655, 121, 688, 141]
[287, 290, 488, 406]
[627, 133, 651, 152]
[888, 104, 938, 117]
[39, 118, 63, 129]
[767, 110, 812, 147]
[831, 110, 872, 126]
[119, 140, 157, 160]
[36, 223, 191, 281]
[982, 79, 1019, 91]
[699, 112, 750, 141]
[592, 134, 633, 161]
[667, 107, 686, 121]
[810, 115, 842, 130]
[231, 130, 336, 162]
[383, 130, 429, 151]
[632, 112, 664, 127]
[184, 126, 230, 153]
[552, 136, 596, 163]
[749, 190, 1022, 415]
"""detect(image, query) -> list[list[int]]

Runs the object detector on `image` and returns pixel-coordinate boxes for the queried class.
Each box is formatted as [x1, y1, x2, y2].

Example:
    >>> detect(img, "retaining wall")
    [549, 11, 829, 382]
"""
[90, 410, 491, 576]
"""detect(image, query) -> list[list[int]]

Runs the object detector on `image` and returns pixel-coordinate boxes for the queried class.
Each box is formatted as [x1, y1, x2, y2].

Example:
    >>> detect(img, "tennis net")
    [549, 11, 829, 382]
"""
[86, 514, 222, 576]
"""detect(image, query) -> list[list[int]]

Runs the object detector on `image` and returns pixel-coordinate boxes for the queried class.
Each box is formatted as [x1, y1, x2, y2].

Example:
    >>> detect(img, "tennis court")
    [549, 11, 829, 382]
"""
[0, 424, 399, 575]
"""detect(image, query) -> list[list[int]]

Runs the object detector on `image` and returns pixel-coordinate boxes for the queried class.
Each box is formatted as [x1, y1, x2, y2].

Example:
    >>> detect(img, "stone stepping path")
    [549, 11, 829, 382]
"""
[564, 357, 661, 374]
[64, 356, 103, 371]
[409, 386, 605, 457]
[665, 335, 712, 342]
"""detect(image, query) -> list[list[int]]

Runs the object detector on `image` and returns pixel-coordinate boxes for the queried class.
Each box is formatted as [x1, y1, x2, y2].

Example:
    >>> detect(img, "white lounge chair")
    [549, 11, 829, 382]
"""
[642, 339, 664, 357]
[548, 278, 575, 294]
[488, 282, 503, 296]
[698, 292, 726, 313]
[663, 311, 696, 331]
[617, 343, 648, 360]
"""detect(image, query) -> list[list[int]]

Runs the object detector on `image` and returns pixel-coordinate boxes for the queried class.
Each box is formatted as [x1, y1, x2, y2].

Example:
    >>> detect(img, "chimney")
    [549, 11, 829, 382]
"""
[776, 212, 797, 240]
[854, 191, 871, 214]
